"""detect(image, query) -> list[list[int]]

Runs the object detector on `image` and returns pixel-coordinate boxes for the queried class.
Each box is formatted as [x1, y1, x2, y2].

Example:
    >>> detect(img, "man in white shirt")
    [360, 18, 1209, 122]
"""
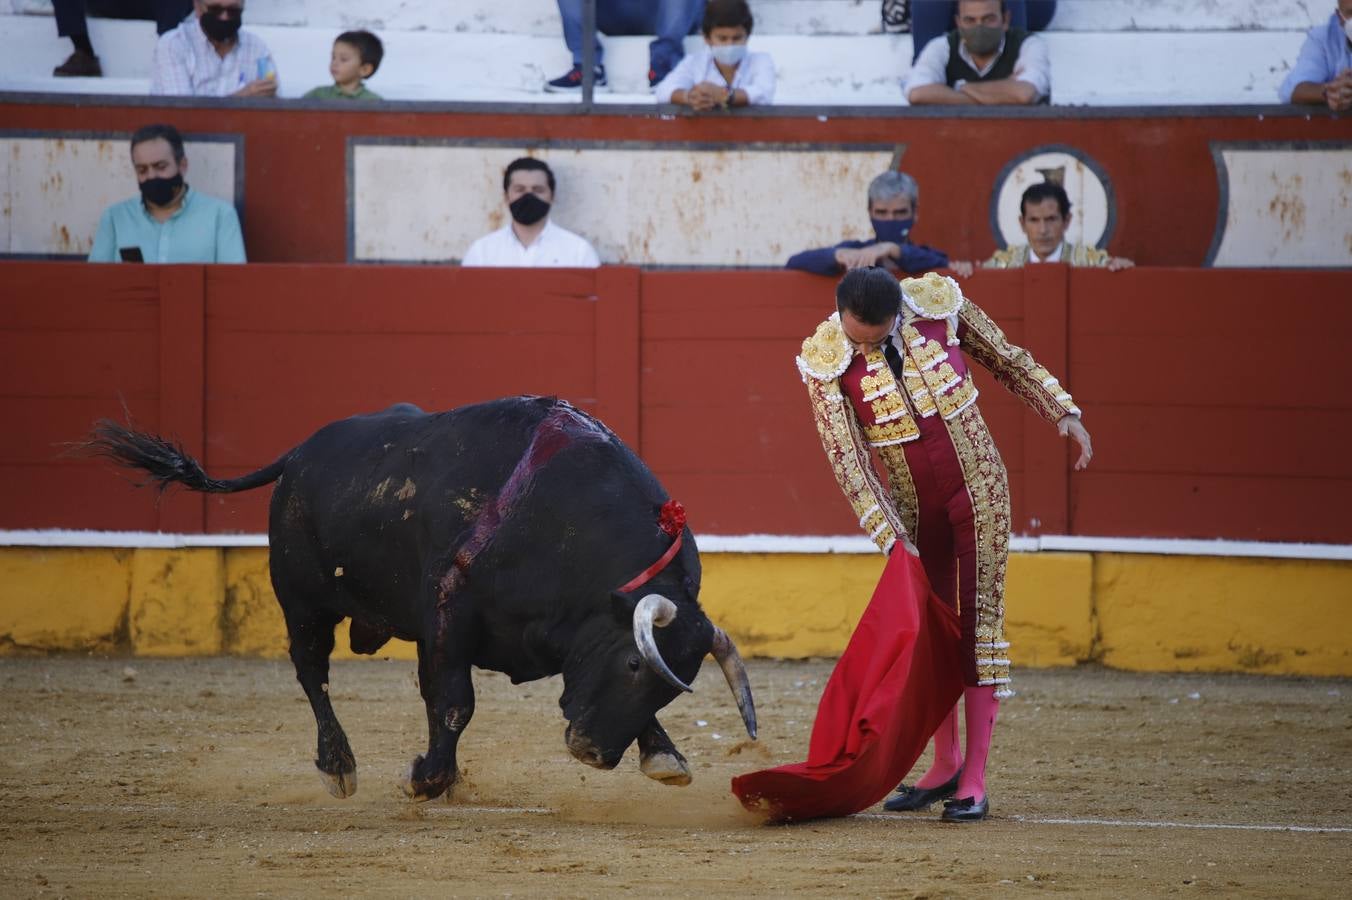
[904, 0, 1050, 106]
[654, 0, 775, 109]
[462, 158, 601, 269]
[151, 0, 277, 98]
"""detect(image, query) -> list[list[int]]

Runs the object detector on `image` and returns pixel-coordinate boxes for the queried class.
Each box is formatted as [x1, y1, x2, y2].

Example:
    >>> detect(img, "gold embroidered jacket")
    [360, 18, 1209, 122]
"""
[983, 242, 1112, 269]
[796, 274, 1080, 553]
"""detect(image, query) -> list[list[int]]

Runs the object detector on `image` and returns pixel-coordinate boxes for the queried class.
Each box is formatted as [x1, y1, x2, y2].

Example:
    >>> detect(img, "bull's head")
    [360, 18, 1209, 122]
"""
[558, 591, 756, 773]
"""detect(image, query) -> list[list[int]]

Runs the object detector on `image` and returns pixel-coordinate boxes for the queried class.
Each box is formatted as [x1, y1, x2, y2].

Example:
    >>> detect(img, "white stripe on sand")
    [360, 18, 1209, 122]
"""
[854, 812, 1352, 832]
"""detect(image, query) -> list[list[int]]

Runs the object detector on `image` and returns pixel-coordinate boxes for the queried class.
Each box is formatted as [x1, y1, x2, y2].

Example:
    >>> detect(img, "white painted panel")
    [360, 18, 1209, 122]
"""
[1212, 147, 1352, 269]
[0, 137, 237, 256]
[0, 140, 12, 254]
[352, 144, 897, 266]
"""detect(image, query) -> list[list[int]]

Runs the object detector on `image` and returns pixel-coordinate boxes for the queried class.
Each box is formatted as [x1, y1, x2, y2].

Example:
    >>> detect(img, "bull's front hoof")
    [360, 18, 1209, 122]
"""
[401, 754, 455, 802]
[640, 750, 693, 786]
[317, 765, 358, 799]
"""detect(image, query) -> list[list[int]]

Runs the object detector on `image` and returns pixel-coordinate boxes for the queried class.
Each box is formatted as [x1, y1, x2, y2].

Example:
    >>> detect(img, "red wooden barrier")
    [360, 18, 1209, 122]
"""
[2, 262, 1349, 543]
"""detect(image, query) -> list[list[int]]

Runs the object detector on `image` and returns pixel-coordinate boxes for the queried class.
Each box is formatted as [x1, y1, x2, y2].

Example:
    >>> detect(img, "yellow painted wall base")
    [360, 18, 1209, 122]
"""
[1, 547, 1349, 676]
[1094, 553, 1352, 677]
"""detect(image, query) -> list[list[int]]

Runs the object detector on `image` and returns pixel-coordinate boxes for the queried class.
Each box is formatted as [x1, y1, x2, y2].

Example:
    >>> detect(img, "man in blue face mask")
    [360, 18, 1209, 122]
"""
[786, 171, 973, 278]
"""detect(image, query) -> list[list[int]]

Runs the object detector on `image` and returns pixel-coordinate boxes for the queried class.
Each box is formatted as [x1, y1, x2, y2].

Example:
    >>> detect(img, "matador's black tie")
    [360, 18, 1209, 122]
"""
[882, 334, 906, 382]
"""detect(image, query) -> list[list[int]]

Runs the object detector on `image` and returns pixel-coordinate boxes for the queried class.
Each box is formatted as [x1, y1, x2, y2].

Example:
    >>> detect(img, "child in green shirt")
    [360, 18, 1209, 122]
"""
[304, 30, 384, 100]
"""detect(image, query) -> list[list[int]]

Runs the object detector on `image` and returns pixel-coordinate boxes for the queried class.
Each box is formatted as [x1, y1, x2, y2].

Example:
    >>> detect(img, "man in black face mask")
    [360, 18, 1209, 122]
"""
[904, 0, 1050, 106]
[88, 123, 246, 263]
[462, 158, 601, 268]
[786, 171, 971, 278]
[150, 0, 278, 97]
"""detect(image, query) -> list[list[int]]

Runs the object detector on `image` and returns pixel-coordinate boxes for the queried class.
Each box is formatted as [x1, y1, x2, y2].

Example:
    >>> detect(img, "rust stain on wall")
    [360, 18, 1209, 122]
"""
[1267, 173, 1306, 243]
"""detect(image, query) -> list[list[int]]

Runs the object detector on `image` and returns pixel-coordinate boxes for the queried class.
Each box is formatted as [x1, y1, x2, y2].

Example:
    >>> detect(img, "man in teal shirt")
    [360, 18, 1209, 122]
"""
[88, 123, 246, 264]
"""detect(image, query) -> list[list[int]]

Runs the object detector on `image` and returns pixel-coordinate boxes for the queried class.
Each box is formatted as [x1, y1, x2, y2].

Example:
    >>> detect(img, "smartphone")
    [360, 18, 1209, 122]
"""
[257, 56, 276, 81]
[119, 246, 144, 263]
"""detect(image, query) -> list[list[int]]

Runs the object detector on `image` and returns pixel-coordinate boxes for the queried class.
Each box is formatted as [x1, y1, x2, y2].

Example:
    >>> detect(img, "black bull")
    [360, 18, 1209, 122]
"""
[88, 396, 756, 801]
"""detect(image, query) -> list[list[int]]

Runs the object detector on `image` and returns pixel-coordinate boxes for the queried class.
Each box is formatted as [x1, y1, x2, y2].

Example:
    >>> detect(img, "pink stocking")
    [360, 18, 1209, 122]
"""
[913, 702, 963, 789]
[957, 684, 999, 802]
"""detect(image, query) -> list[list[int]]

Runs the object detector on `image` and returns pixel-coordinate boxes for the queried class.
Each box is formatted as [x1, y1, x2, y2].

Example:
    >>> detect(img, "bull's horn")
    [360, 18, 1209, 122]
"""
[633, 594, 693, 693]
[710, 626, 757, 740]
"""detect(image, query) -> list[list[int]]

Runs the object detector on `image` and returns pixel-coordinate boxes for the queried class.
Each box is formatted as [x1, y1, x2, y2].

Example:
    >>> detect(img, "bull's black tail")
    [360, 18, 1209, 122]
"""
[84, 419, 287, 495]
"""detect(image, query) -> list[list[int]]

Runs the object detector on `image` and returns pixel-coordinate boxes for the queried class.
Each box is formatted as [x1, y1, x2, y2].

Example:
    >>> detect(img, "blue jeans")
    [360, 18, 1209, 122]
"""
[556, 0, 704, 78]
[56, 0, 191, 37]
[909, 1, 1058, 62]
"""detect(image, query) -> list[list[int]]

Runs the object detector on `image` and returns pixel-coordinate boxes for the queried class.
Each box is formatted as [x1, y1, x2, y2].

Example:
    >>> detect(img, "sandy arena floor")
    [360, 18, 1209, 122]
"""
[1, 656, 1348, 898]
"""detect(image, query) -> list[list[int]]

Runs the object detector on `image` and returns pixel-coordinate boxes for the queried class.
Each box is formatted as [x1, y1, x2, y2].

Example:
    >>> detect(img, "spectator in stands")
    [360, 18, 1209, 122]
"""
[983, 182, 1132, 270]
[786, 171, 973, 278]
[655, 0, 774, 109]
[545, 0, 703, 92]
[88, 124, 246, 264]
[150, 0, 276, 97]
[904, 0, 1050, 106]
[462, 158, 600, 268]
[52, 0, 192, 77]
[1279, 0, 1352, 111]
[304, 30, 384, 101]
[907, 1, 1056, 63]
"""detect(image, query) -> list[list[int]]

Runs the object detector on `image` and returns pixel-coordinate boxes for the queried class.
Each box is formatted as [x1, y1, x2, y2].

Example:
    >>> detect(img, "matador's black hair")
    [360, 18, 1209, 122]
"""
[835, 267, 901, 325]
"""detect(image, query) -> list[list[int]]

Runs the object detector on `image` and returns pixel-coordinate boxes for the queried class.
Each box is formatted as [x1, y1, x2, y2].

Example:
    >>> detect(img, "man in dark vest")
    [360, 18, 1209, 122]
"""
[904, 0, 1050, 105]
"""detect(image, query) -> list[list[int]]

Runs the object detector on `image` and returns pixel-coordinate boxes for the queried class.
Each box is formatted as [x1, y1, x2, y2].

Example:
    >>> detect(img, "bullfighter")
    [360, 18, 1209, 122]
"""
[796, 267, 1092, 821]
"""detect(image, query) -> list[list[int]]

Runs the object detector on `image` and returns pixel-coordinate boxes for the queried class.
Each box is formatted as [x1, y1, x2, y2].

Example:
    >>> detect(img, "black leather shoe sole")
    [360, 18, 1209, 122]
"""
[883, 770, 961, 812]
[940, 796, 990, 822]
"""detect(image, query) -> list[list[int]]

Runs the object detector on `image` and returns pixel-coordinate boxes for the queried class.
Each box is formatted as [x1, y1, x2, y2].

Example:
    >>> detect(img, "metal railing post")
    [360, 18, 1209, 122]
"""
[580, 0, 597, 110]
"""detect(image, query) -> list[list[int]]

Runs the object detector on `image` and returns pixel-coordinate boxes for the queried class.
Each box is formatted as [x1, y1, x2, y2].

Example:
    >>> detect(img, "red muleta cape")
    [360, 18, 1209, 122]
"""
[730, 550, 963, 822]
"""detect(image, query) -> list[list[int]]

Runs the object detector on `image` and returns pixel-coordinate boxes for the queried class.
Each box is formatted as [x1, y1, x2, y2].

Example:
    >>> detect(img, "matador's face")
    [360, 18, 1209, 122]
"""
[839, 310, 898, 357]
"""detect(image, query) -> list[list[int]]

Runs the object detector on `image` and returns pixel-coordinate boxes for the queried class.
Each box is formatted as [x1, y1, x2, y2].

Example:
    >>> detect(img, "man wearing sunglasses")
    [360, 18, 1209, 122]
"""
[151, 0, 277, 97]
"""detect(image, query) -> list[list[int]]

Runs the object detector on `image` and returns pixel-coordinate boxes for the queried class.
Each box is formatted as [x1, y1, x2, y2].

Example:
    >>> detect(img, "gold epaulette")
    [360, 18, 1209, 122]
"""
[1069, 243, 1112, 267]
[982, 246, 1029, 269]
[900, 272, 964, 320]
[796, 314, 852, 383]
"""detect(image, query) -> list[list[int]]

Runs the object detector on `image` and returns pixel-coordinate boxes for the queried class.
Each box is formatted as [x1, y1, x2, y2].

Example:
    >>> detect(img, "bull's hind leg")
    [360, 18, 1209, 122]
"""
[285, 607, 358, 798]
[638, 718, 692, 786]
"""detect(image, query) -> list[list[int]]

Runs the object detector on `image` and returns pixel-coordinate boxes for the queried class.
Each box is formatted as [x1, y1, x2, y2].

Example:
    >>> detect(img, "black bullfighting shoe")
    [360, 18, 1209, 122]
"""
[883, 770, 962, 812]
[940, 796, 990, 822]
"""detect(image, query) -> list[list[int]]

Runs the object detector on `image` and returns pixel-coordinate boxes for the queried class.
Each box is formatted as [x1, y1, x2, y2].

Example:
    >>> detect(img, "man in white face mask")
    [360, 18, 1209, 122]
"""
[1280, 0, 1352, 111]
[654, 0, 776, 110]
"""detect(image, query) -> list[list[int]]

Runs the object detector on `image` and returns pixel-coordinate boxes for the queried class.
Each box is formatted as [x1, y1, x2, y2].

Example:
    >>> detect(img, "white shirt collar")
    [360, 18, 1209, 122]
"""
[510, 218, 554, 250]
[1030, 242, 1064, 263]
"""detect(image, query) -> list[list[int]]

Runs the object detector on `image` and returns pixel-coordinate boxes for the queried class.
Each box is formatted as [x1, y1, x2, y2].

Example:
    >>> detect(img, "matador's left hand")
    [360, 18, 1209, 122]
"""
[1058, 415, 1093, 470]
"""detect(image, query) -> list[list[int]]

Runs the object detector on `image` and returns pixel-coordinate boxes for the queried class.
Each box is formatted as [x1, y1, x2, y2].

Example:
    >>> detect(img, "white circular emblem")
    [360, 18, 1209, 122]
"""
[989, 145, 1116, 250]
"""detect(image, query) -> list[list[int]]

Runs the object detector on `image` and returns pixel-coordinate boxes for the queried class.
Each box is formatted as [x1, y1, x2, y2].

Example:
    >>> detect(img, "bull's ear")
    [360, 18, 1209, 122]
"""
[610, 590, 637, 625]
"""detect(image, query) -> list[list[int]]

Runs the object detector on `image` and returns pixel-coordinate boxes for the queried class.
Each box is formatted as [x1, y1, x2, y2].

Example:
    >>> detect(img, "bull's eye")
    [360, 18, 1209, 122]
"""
[626, 655, 641, 673]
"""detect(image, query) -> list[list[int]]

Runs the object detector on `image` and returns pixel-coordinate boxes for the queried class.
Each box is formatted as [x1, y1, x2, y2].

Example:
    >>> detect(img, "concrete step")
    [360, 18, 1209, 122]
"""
[3, 0, 1322, 37]
[0, 14, 1307, 105]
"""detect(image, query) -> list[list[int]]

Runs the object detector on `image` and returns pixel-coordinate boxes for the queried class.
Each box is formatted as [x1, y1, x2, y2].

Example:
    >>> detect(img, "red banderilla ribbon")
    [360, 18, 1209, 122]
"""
[617, 500, 687, 593]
